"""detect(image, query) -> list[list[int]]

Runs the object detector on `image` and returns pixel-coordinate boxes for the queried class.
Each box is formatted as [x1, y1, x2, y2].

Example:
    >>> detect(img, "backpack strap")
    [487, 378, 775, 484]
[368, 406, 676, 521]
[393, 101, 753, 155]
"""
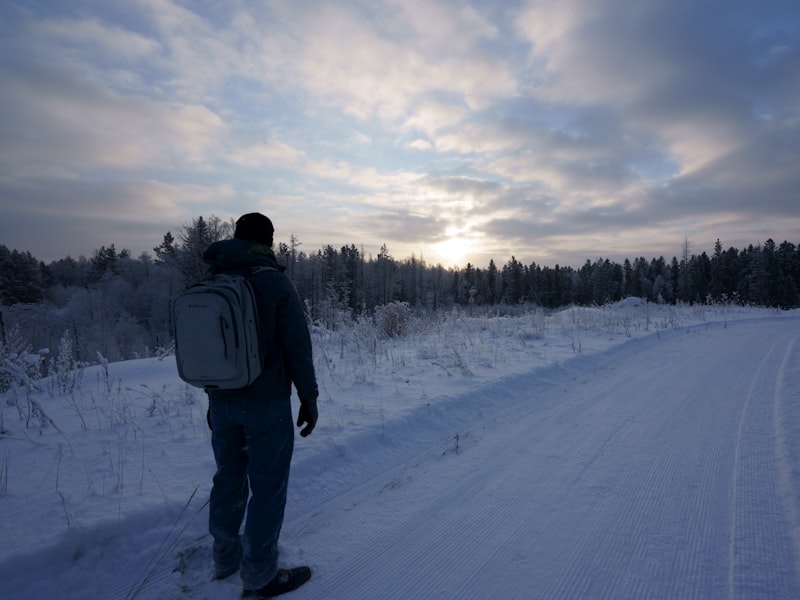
[247, 265, 277, 277]
[244, 265, 277, 370]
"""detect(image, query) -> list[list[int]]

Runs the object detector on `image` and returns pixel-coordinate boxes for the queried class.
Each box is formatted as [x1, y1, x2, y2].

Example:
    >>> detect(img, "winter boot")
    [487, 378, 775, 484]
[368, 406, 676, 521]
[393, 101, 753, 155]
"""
[242, 567, 312, 598]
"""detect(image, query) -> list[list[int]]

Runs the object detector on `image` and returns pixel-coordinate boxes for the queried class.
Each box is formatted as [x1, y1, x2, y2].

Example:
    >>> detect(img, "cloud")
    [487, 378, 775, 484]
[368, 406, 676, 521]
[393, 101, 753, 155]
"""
[516, 0, 800, 182]
[230, 139, 307, 170]
[0, 61, 227, 174]
[0, 173, 237, 260]
[346, 209, 446, 250]
[1, 174, 232, 222]
[408, 139, 434, 152]
[402, 100, 468, 137]
[227, 136, 427, 196]
[385, 0, 500, 53]
[32, 16, 162, 64]
[653, 121, 800, 217]
[134, 0, 248, 99]
[240, 1, 517, 121]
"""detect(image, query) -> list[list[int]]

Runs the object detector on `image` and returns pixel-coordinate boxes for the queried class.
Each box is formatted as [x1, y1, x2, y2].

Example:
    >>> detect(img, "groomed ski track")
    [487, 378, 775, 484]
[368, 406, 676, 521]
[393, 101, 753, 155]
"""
[280, 318, 800, 600]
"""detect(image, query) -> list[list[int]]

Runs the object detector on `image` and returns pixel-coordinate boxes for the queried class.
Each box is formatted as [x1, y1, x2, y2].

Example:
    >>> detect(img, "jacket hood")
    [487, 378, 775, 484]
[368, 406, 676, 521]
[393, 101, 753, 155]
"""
[202, 239, 285, 272]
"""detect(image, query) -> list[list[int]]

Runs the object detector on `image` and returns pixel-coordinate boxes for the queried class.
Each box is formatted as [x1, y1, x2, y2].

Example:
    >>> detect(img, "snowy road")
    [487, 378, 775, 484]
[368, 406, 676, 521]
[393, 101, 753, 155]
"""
[282, 319, 800, 600]
[3, 315, 800, 599]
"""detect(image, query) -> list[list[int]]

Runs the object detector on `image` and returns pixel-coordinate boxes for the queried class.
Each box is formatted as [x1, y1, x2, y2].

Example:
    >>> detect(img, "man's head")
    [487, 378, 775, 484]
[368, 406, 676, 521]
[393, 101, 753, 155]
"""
[234, 212, 274, 246]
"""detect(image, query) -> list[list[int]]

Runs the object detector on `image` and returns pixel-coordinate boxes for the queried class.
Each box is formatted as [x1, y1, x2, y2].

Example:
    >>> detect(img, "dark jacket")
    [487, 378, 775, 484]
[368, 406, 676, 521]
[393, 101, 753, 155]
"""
[202, 239, 318, 405]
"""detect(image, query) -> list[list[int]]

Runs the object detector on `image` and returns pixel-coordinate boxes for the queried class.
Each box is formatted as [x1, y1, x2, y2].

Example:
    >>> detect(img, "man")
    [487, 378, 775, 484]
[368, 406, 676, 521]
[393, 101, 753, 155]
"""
[203, 212, 318, 598]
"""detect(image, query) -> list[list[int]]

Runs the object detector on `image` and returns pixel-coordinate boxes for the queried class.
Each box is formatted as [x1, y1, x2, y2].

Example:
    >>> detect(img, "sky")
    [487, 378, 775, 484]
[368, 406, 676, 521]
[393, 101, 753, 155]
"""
[0, 0, 798, 269]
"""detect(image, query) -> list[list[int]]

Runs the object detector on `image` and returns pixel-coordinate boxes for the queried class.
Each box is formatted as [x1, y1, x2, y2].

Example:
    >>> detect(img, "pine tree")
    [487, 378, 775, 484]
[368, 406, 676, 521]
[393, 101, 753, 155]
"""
[153, 231, 177, 265]
[0, 246, 44, 305]
[176, 215, 232, 285]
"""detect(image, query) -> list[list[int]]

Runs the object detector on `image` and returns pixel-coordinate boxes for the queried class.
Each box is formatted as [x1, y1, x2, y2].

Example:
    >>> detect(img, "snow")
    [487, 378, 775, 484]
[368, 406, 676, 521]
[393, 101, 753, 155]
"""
[2, 303, 800, 599]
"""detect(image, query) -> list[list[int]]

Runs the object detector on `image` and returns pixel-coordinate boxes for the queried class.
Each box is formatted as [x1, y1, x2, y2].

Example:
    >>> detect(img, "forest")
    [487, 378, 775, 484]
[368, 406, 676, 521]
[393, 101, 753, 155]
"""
[1, 214, 799, 367]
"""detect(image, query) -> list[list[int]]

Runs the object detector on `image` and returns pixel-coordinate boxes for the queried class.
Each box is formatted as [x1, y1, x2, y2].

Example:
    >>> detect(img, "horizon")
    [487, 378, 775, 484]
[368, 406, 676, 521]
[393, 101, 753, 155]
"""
[5, 230, 795, 274]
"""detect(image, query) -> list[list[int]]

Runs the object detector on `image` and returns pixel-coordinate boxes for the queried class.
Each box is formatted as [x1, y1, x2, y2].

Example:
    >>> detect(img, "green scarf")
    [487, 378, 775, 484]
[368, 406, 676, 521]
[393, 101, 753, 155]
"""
[249, 243, 276, 260]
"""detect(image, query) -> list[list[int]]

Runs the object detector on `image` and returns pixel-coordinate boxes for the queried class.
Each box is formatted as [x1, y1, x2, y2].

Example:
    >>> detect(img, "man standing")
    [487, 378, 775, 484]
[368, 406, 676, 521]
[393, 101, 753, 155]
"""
[203, 212, 318, 598]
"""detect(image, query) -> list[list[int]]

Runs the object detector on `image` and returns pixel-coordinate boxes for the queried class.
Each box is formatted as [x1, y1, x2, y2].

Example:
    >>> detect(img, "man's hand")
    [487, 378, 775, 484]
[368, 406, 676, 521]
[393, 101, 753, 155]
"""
[297, 401, 318, 437]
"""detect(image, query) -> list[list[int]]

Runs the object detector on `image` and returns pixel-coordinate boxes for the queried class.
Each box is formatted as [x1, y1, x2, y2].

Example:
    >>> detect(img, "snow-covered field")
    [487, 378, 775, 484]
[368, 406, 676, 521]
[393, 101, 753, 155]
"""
[2, 302, 799, 599]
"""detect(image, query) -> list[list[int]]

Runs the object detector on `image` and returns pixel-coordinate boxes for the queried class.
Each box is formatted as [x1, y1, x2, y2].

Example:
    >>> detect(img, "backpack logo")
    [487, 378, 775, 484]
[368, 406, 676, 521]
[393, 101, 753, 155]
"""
[173, 268, 272, 389]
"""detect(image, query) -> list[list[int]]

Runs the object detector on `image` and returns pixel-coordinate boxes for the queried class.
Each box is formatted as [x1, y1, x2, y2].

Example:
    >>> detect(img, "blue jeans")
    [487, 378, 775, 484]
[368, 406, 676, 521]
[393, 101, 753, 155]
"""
[208, 395, 294, 589]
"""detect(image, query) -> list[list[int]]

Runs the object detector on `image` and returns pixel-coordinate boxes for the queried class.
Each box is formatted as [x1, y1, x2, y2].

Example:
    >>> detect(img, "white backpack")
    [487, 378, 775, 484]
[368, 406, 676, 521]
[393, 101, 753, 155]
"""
[173, 268, 273, 389]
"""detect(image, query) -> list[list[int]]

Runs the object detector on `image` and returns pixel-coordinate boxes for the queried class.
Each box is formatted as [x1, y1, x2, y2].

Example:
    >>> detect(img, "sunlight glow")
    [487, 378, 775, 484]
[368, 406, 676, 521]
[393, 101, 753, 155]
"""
[435, 236, 472, 267]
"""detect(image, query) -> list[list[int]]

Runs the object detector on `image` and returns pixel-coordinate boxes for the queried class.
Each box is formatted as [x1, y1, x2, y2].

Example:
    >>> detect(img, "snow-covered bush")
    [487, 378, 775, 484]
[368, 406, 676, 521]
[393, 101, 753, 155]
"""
[51, 330, 84, 395]
[0, 325, 41, 394]
[375, 301, 412, 338]
[0, 325, 60, 430]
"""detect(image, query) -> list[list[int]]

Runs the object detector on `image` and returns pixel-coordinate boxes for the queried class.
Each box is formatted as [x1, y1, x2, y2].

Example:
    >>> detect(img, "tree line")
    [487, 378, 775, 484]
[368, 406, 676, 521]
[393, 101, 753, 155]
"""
[1, 215, 799, 363]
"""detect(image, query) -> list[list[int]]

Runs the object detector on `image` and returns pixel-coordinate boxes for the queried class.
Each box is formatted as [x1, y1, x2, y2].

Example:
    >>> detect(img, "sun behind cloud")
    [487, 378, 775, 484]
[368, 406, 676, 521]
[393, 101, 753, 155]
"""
[434, 236, 472, 267]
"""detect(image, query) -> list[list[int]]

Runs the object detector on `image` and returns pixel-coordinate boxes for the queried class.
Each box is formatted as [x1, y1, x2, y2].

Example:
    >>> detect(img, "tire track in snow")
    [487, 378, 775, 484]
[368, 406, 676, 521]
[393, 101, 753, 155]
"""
[529, 329, 745, 599]
[288, 417, 558, 598]
[774, 335, 800, 585]
[728, 328, 800, 600]
[285, 357, 638, 598]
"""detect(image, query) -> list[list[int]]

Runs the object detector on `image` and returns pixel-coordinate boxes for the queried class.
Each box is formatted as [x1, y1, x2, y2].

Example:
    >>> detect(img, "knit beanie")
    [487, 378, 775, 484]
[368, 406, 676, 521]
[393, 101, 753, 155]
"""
[234, 212, 274, 245]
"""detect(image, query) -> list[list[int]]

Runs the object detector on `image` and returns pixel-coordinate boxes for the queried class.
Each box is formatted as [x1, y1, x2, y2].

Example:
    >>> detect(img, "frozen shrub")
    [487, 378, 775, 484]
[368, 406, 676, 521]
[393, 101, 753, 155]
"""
[53, 330, 84, 394]
[0, 325, 40, 394]
[375, 301, 411, 338]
